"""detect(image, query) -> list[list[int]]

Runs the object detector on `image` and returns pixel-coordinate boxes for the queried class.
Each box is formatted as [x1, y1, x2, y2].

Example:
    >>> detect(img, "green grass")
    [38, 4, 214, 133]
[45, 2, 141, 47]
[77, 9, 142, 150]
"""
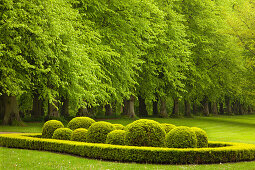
[1, 114, 255, 169]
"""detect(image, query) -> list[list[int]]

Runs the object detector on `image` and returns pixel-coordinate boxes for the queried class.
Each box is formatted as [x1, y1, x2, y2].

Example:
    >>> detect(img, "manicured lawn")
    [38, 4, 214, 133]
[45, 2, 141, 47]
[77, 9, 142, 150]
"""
[1, 114, 255, 169]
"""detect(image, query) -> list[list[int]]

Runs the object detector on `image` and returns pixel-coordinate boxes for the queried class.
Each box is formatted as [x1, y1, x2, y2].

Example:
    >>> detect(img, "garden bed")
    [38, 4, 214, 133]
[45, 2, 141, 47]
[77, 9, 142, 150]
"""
[0, 133, 254, 164]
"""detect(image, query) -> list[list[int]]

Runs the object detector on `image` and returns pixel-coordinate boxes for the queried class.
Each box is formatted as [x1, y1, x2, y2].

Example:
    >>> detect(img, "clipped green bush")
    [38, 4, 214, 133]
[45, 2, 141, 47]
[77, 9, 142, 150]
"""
[113, 124, 125, 130]
[166, 126, 197, 148]
[67, 117, 95, 130]
[1, 133, 255, 164]
[70, 128, 88, 142]
[160, 123, 176, 133]
[52, 128, 73, 140]
[106, 130, 126, 145]
[42, 120, 64, 138]
[86, 121, 115, 143]
[125, 119, 166, 147]
[191, 127, 208, 148]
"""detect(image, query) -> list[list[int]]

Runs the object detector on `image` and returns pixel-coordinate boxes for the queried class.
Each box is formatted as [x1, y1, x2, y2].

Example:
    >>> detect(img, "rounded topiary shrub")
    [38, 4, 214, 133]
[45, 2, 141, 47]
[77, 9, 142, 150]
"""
[160, 123, 176, 133]
[67, 117, 95, 130]
[125, 119, 166, 147]
[106, 130, 126, 145]
[42, 120, 64, 138]
[113, 124, 125, 130]
[52, 128, 73, 140]
[191, 127, 208, 148]
[86, 121, 115, 143]
[70, 128, 88, 142]
[166, 126, 197, 148]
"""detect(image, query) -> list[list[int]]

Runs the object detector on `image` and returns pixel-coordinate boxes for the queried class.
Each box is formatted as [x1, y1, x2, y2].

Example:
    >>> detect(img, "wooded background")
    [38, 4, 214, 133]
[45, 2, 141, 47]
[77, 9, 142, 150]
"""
[0, 0, 254, 125]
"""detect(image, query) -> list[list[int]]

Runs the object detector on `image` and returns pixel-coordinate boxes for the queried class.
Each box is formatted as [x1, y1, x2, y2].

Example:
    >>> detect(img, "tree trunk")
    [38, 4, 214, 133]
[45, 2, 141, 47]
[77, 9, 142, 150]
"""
[32, 93, 44, 118]
[105, 104, 113, 116]
[128, 95, 136, 118]
[0, 95, 5, 120]
[153, 98, 159, 116]
[60, 97, 69, 117]
[232, 101, 238, 115]
[138, 96, 148, 117]
[172, 98, 179, 117]
[159, 97, 168, 118]
[122, 99, 129, 116]
[225, 96, 232, 115]
[239, 103, 244, 115]
[208, 101, 212, 114]
[202, 97, 210, 116]
[219, 102, 224, 115]
[184, 99, 192, 117]
[2, 94, 23, 125]
[48, 100, 59, 117]
[211, 102, 218, 115]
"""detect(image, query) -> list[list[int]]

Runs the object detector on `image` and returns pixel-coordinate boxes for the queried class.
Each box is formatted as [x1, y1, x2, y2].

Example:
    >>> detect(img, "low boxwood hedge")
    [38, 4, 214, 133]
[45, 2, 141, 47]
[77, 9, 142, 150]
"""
[0, 133, 255, 164]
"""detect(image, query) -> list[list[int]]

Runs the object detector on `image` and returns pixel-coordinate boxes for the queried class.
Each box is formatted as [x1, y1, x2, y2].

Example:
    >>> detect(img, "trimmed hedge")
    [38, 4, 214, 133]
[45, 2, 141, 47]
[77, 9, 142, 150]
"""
[106, 130, 126, 145]
[86, 121, 115, 143]
[71, 128, 88, 142]
[42, 120, 64, 138]
[52, 128, 73, 140]
[191, 127, 208, 148]
[113, 124, 125, 130]
[166, 126, 197, 148]
[125, 119, 166, 147]
[0, 133, 255, 164]
[160, 123, 176, 133]
[67, 117, 95, 130]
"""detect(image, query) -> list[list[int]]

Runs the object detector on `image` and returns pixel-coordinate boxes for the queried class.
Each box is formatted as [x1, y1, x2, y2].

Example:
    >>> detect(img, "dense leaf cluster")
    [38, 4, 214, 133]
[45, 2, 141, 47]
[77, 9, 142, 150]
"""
[0, 0, 254, 122]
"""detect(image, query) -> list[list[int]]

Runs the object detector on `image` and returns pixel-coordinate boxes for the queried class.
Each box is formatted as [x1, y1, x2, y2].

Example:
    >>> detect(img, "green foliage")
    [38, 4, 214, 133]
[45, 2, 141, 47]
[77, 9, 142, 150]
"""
[67, 117, 95, 130]
[52, 128, 73, 140]
[125, 119, 166, 147]
[70, 128, 88, 142]
[42, 120, 64, 138]
[86, 121, 115, 143]
[113, 124, 125, 130]
[1, 133, 255, 164]
[166, 126, 197, 148]
[106, 130, 126, 146]
[160, 123, 176, 133]
[191, 127, 208, 148]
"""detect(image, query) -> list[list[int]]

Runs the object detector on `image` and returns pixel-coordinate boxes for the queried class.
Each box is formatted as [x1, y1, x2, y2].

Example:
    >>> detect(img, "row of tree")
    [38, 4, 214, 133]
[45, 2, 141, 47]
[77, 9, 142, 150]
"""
[0, 0, 254, 125]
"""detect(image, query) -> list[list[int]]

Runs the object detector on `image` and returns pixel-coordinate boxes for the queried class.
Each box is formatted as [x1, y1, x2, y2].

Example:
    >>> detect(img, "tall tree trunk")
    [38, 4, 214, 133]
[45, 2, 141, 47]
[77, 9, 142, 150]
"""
[239, 103, 244, 115]
[60, 97, 69, 117]
[2, 94, 23, 125]
[172, 98, 179, 117]
[202, 97, 210, 116]
[159, 97, 168, 118]
[48, 100, 59, 117]
[105, 104, 113, 116]
[0, 95, 5, 120]
[122, 99, 129, 116]
[138, 96, 148, 117]
[128, 95, 136, 118]
[219, 102, 224, 115]
[208, 101, 212, 114]
[211, 102, 218, 115]
[153, 98, 159, 116]
[225, 96, 232, 115]
[184, 99, 192, 117]
[32, 93, 44, 118]
[232, 101, 238, 115]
